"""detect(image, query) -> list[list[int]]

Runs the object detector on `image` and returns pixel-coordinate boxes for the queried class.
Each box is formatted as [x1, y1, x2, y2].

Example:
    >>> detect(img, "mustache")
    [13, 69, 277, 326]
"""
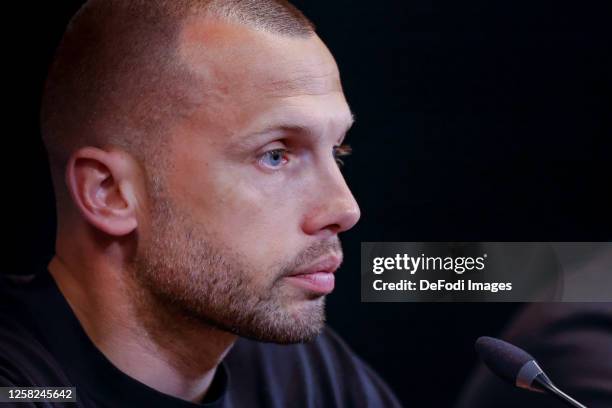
[278, 238, 343, 278]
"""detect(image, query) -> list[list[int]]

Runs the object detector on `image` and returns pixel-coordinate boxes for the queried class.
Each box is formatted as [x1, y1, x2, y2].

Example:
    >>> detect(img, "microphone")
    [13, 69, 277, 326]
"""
[475, 336, 587, 408]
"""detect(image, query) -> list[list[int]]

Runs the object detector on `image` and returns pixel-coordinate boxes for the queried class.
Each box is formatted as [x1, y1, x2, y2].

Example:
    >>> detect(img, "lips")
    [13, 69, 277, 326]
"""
[284, 255, 342, 295]
[288, 255, 342, 277]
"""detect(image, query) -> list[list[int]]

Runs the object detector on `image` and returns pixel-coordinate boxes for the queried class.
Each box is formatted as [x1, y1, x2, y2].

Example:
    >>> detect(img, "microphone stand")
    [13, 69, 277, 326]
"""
[533, 374, 587, 408]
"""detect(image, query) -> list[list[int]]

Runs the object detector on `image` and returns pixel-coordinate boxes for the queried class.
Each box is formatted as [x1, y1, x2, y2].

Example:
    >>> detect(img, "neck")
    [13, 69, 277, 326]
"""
[48, 254, 237, 403]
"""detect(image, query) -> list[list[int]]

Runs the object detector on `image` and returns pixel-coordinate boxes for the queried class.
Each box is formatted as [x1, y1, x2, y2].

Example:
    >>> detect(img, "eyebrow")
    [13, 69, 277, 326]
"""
[251, 112, 356, 144]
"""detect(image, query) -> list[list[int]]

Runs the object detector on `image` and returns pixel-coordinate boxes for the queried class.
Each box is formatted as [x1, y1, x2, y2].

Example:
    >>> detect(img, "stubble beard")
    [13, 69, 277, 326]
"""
[128, 173, 338, 344]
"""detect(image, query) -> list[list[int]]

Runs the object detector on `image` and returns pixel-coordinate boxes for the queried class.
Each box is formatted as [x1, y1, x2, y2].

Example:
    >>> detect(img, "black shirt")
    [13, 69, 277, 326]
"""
[0, 270, 402, 407]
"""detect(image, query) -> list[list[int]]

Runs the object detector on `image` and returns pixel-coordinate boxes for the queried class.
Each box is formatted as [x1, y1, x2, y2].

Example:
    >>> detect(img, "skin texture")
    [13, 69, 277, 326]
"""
[48, 19, 360, 403]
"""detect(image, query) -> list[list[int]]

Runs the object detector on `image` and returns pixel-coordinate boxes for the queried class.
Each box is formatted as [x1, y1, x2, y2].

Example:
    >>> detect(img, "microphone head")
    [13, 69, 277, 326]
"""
[475, 336, 535, 384]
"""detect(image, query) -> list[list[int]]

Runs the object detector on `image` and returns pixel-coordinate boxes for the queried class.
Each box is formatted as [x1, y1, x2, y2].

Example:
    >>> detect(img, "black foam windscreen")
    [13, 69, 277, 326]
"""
[475, 336, 535, 384]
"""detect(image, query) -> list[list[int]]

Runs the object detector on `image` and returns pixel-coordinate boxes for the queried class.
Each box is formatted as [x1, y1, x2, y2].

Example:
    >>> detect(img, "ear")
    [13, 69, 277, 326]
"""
[65, 146, 139, 236]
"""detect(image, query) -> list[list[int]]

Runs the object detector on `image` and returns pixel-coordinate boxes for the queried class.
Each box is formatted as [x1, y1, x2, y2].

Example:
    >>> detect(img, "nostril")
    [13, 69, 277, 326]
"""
[328, 223, 342, 234]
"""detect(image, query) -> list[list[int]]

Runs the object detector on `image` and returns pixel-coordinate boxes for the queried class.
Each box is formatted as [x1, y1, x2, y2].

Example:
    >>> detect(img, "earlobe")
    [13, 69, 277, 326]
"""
[65, 147, 139, 237]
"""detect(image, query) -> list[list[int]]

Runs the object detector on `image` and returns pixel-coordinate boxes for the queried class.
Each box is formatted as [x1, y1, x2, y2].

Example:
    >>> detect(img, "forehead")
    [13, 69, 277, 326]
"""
[178, 19, 342, 93]
[175, 19, 351, 133]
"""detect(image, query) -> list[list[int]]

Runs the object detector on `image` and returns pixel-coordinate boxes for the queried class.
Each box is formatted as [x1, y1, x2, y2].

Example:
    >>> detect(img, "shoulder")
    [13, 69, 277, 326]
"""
[0, 275, 72, 388]
[224, 326, 403, 407]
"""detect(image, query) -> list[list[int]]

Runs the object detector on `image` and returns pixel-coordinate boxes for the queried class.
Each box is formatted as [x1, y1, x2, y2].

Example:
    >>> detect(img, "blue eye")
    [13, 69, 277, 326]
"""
[260, 149, 288, 169]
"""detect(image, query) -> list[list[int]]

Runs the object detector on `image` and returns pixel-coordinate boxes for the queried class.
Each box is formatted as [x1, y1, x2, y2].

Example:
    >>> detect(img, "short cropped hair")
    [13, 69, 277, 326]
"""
[40, 0, 314, 203]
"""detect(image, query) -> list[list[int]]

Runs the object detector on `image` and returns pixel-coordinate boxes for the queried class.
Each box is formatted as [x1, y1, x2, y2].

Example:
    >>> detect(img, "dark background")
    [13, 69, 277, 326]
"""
[9, 1, 612, 407]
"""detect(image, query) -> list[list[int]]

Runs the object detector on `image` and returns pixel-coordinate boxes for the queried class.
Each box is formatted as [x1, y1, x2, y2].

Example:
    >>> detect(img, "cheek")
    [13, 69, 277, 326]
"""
[213, 178, 304, 264]
[179, 163, 308, 268]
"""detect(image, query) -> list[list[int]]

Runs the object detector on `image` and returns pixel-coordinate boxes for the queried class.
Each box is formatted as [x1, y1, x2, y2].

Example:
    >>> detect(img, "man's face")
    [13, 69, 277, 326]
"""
[132, 21, 360, 343]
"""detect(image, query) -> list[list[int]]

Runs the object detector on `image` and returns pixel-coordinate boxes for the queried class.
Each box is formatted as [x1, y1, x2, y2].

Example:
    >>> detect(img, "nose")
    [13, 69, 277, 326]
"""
[301, 164, 361, 237]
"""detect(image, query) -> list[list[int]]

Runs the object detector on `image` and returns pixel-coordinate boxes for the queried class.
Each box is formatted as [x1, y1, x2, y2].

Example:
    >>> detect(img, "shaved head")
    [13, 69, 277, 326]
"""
[43, 0, 359, 346]
[40, 0, 314, 207]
